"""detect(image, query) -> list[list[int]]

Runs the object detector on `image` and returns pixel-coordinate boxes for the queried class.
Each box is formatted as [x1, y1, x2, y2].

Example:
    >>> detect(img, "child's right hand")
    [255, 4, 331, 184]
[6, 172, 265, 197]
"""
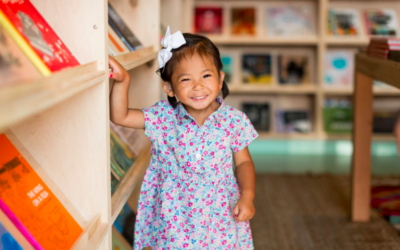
[109, 56, 130, 83]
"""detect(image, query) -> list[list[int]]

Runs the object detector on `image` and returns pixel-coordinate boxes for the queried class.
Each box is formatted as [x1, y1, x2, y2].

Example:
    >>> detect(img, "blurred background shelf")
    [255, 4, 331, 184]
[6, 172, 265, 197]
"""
[209, 36, 319, 46]
[229, 85, 317, 94]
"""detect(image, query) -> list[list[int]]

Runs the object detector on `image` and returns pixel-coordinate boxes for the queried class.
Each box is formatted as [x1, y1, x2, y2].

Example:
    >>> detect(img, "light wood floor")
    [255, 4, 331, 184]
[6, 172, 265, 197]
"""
[250, 175, 400, 250]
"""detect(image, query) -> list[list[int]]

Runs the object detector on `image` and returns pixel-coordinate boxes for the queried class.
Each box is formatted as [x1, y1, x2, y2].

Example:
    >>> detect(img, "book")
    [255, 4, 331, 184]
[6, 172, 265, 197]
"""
[242, 54, 272, 84]
[276, 110, 311, 133]
[113, 203, 136, 246]
[231, 8, 255, 35]
[373, 111, 398, 133]
[110, 122, 146, 156]
[278, 55, 309, 85]
[266, 6, 315, 36]
[194, 7, 223, 34]
[0, 1, 80, 76]
[324, 50, 354, 86]
[364, 10, 398, 36]
[242, 103, 270, 131]
[0, 221, 23, 250]
[0, 22, 40, 87]
[112, 226, 131, 250]
[221, 55, 233, 83]
[108, 24, 130, 55]
[328, 9, 361, 36]
[324, 98, 353, 133]
[108, 3, 142, 51]
[0, 133, 83, 250]
[111, 173, 119, 194]
[110, 126, 136, 181]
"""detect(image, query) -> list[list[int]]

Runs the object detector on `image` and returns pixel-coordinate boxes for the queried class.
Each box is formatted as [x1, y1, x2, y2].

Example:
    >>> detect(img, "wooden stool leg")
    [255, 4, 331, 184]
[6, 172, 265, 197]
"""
[351, 72, 373, 222]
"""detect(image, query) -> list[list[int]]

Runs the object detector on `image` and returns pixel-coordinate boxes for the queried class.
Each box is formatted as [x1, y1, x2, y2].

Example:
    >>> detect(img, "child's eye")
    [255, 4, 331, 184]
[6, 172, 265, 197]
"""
[203, 74, 211, 78]
[181, 78, 190, 82]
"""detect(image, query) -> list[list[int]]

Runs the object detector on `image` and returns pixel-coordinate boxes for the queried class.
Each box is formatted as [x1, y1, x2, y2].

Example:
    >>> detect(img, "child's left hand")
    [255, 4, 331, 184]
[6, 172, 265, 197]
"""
[232, 196, 255, 221]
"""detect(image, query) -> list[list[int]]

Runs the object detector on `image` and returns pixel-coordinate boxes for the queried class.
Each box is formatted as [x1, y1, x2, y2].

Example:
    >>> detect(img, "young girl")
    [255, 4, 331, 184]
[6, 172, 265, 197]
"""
[109, 28, 258, 250]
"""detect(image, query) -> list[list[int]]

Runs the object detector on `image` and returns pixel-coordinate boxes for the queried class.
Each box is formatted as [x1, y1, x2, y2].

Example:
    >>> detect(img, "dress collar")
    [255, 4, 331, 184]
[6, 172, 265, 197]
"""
[176, 96, 226, 124]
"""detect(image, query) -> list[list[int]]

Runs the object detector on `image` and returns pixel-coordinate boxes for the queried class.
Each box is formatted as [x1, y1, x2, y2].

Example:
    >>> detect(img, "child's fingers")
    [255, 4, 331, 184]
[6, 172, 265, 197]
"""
[109, 72, 124, 81]
[232, 204, 239, 217]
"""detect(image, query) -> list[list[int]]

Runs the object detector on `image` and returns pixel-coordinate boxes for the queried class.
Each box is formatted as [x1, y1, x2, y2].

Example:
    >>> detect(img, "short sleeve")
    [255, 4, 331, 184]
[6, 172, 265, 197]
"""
[142, 101, 168, 143]
[230, 111, 259, 152]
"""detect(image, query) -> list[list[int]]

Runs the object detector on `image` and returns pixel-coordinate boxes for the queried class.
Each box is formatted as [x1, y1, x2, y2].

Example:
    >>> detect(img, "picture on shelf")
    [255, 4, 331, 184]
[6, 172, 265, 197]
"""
[323, 98, 353, 134]
[328, 8, 361, 36]
[0, 24, 40, 87]
[276, 110, 311, 133]
[242, 54, 272, 84]
[231, 8, 256, 35]
[242, 103, 270, 132]
[324, 50, 354, 86]
[110, 126, 136, 181]
[364, 9, 398, 36]
[194, 6, 223, 34]
[108, 3, 142, 51]
[278, 55, 309, 85]
[0, 133, 83, 250]
[0, 1, 80, 76]
[221, 55, 233, 83]
[266, 6, 315, 37]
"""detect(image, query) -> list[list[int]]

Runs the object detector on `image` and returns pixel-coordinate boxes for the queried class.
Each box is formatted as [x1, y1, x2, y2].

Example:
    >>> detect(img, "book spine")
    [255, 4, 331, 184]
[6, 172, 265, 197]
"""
[0, 10, 51, 77]
[0, 199, 43, 250]
[108, 19, 135, 51]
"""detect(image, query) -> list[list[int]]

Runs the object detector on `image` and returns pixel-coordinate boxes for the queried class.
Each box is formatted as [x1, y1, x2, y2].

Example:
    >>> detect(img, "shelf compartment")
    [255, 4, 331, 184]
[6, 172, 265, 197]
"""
[229, 84, 317, 94]
[325, 37, 369, 46]
[0, 62, 104, 132]
[111, 143, 151, 223]
[323, 86, 400, 96]
[113, 46, 158, 71]
[257, 132, 318, 140]
[209, 36, 319, 46]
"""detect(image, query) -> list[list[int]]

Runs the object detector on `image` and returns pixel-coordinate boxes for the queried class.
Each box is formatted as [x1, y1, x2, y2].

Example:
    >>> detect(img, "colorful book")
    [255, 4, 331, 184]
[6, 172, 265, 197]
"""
[110, 126, 136, 181]
[108, 4, 142, 51]
[266, 6, 315, 36]
[0, 134, 83, 250]
[111, 174, 119, 194]
[194, 7, 223, 34]
[231, 8, 255, 35]
[242, 54, 272, 84]
[0, 221, 23, 250]
[324, 50, 354, 86]
[328, 9, 361, 36]
[221, 55, 233, 84]
[364, 10, 398, 36]
[110, 122, 145, 156]
[108, 24, 130, 55]
[0, 22, 40, 87]
[276, 110, 311, 133]
[278, 55, 309, 85]
[242, 103, 270, 131]
[0, 1, 80, 76]
[323, 98, 353, 134]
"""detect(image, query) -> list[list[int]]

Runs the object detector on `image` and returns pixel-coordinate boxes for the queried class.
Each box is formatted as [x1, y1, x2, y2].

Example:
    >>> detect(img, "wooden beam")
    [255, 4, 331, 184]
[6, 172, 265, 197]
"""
[351, 72, 373, 222]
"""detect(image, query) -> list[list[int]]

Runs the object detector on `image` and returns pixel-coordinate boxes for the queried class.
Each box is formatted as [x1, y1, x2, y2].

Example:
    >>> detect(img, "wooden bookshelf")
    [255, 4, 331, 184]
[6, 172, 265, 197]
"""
[162, 0, 400, 140]
[1, 0, 160, 249]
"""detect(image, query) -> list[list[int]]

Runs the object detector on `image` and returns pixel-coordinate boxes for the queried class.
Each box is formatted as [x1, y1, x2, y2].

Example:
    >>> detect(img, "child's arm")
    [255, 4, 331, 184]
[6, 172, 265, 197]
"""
[232, 147, 256, 222]
[109, 56, 145, 129]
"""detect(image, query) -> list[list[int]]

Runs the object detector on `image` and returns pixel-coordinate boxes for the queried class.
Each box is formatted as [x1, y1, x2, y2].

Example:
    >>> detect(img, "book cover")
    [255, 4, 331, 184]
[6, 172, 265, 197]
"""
[108, 24, 129, 55]
[278, 55, 309, 85]
[0, 22, 40, 87]
[276, 110, 311, 133]
[194, 7, 223, 34]
[110, 121, 145, 156]
[328, 9, 361, 36]
[365, 10, 398, 36]
[266, 6, 315, 36]
[242, 103, 270, 131]
[108, 4, 142, 51]
[242, 54, 272, 84]
[0, 221, 23, 250]
[110, 126, 136, 180]
[221, 55, 233, 83]
[231, 8, 255, 35]
[0, 134, 83, 250]
[324, 50, 354, 86]
[324, 98, 353, 133]
[0, 1, 80, 75]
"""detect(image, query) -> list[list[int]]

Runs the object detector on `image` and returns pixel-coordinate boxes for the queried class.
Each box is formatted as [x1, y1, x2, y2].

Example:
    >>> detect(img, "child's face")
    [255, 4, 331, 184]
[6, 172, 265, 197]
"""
[164, 53, 224, 111]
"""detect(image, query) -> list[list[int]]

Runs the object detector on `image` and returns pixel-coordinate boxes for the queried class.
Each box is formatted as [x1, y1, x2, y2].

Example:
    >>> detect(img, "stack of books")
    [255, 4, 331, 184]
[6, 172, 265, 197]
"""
[367, 38, 400, 60]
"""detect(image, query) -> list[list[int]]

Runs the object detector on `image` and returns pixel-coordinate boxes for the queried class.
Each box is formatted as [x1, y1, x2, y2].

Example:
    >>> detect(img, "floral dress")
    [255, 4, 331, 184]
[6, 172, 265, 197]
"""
[134, 97, 258, 250]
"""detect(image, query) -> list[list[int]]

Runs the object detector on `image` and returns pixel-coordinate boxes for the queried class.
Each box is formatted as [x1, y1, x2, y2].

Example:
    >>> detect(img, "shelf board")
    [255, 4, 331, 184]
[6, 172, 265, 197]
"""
[0, 62, 104, 132]
[323, 86, 400, 96]
[229, 84, 317, 94]
[208, 36, 319, 46]
[113, 46, 158, 71]
[325, 37, 369, 46]
[111, 143, 151, 223]
[258, 132, 318, 140]
[71, 215, 108, 250]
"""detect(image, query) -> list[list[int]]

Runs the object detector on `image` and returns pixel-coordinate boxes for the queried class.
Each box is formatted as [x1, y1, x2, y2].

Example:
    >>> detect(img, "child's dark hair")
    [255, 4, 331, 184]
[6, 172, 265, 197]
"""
[156, 33, 229, 108]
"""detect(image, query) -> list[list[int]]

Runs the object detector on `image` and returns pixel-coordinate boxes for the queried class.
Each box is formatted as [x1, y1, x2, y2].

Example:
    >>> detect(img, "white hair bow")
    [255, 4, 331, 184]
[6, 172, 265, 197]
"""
[158, 26, 186, 68]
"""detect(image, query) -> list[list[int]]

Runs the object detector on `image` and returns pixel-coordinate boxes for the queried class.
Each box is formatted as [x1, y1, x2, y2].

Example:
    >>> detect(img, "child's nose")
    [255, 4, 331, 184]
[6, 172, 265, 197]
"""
[192, 80, 204, 90]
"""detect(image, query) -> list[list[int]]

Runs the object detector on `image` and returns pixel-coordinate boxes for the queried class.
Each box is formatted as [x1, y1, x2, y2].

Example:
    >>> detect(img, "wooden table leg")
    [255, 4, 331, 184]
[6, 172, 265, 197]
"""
[351, 72, 373, 222]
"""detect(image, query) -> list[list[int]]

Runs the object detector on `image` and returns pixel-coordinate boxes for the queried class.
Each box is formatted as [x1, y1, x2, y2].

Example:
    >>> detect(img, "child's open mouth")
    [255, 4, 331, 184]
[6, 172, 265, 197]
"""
[190, 95, 208, 101]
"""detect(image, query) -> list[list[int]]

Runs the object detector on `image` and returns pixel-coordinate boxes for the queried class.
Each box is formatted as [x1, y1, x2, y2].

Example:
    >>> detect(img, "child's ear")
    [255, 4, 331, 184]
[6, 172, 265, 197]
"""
[219, 71, 226, 89]
[162, 82, 175, 97]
